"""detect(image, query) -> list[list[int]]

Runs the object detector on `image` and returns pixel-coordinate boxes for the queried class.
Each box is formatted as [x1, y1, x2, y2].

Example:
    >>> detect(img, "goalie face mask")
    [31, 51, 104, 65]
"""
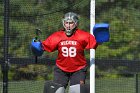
[62, 12, 79, 36]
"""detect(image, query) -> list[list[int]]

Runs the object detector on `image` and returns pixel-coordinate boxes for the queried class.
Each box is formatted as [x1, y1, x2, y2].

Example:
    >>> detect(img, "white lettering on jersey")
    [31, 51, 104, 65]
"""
[60, 40, 77, 45]
[60, 40, 77, 57]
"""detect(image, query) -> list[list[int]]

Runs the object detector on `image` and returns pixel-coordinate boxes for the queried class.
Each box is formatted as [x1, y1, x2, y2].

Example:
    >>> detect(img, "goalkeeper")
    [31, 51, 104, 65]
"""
[31, 12, 98, 93]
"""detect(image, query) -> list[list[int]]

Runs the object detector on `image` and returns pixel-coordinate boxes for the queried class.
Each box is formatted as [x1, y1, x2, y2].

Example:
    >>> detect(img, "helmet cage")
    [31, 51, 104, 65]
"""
[62, 12, 79, 36]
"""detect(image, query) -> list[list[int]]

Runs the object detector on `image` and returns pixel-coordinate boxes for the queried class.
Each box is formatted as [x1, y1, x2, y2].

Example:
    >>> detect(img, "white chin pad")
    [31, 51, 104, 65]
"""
[65, 30, 72, 36]
[69, 84, 80, 93]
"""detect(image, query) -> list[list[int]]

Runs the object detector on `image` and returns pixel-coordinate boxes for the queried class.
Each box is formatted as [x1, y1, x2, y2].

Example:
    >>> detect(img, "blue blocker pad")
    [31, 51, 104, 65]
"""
[31, 39, 44, 56]
[93, 23, 110, 43]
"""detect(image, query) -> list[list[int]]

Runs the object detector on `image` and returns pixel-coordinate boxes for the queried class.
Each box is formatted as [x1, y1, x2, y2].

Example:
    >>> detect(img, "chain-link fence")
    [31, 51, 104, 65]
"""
[0, 0, 140, 93]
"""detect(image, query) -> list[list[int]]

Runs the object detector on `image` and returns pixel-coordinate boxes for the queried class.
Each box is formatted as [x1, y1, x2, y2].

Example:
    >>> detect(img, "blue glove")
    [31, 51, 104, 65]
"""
[31, 38, 44, 56]
[93, 23, 110, 43]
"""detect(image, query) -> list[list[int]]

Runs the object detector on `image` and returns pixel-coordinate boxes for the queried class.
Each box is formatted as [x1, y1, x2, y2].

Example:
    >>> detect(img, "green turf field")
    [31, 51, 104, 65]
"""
[0, 81, 45, 93]
[0, 77, 136, 93]
[95, 77, 135, 93]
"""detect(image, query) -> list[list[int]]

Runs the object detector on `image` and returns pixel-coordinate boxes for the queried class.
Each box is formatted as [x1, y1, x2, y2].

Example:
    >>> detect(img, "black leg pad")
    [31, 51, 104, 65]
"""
[43, 81, 63, 93]
[80, 84, 90, 93]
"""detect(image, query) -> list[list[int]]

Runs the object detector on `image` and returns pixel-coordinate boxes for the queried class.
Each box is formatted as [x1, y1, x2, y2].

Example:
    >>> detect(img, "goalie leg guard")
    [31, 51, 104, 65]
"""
[80, 84, 90, 93]
[69, 84, 90, 93]
[69, 84, 80, 93]
[43, 81, 65, 93]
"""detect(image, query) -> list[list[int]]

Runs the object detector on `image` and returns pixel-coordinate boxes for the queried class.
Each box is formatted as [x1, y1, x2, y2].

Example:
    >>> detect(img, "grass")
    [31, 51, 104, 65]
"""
[0, 77, 137, 93]
[0, 81, 45, 93]
[95, 77, 136, 93]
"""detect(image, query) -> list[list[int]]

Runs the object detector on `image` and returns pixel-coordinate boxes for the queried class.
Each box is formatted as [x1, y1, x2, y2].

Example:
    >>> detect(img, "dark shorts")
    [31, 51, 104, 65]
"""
[53, 66, 87, 88]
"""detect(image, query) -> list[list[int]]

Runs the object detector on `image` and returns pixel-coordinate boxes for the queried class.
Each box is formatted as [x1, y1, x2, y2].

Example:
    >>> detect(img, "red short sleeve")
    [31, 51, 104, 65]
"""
[85, 34, 98, 49]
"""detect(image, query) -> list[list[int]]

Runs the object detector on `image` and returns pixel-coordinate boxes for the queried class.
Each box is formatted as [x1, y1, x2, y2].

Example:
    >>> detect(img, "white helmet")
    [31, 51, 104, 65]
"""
[62, 12, 79, 36]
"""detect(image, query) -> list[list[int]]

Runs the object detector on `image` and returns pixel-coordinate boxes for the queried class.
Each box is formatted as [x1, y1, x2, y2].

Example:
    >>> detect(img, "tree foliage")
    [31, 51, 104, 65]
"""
[95, 0, 140, 60]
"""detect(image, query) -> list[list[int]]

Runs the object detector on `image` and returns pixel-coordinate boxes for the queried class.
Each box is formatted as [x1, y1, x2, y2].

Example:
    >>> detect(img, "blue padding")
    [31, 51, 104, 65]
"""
[93, 23, 110, 43]
[31, 39, 44, 56]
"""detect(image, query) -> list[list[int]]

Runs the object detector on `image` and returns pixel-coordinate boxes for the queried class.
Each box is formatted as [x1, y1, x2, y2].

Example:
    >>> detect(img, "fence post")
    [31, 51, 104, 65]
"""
[2, 0, 10, 93]
[135, 73, 138, 93]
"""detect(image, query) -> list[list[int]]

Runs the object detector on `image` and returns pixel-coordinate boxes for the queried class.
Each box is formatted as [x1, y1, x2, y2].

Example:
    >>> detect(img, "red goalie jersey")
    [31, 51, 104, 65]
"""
[42, 29, 97, 72]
